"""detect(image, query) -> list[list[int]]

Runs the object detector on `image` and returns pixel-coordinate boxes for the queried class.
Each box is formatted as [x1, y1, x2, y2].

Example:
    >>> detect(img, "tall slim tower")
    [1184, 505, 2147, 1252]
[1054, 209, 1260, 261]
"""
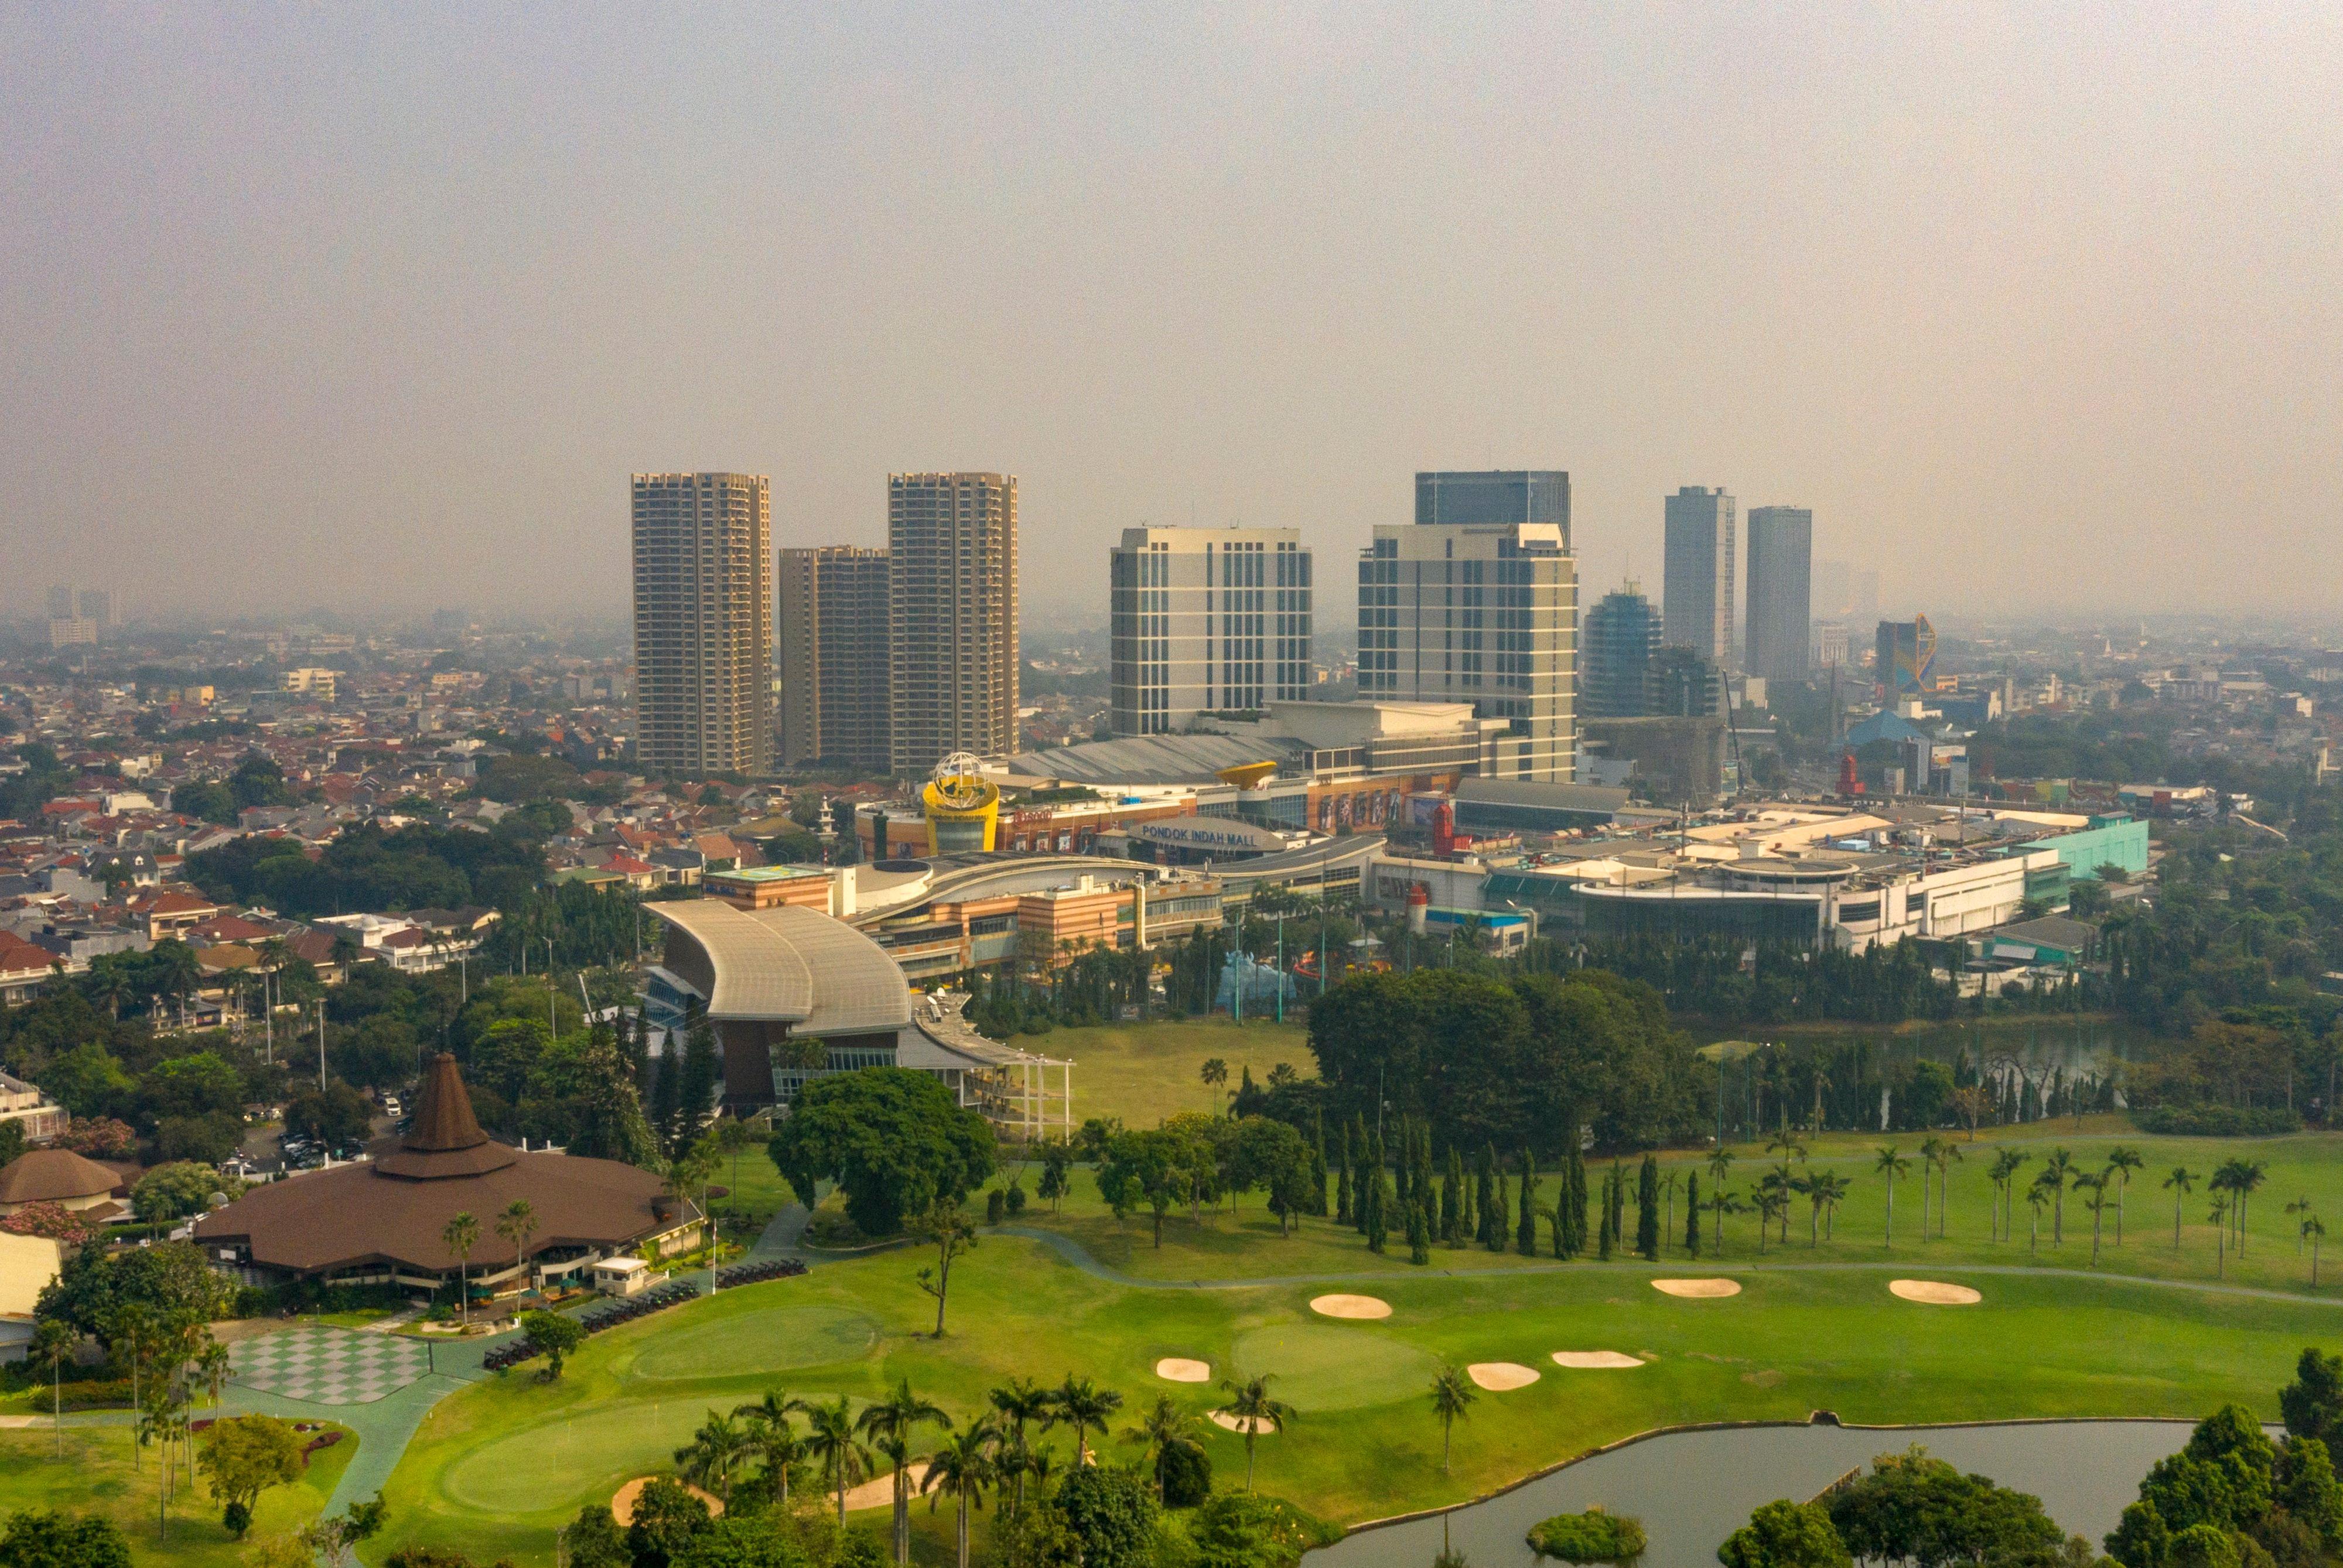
[1109, 527, 1312, 736]
[1358, 501, 1576, 782]
[1662, 486, 1736, 665]
[889, 473, 1019, 775]
[1744, 506, 1814, 688]
[1582, 585, 1662, 718]
[778, 545, 891, 770]
[631, 473, 774, 777]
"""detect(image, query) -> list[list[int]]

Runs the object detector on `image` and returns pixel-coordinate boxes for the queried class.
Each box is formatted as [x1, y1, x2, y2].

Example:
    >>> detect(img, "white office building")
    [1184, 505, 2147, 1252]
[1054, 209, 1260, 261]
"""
[1109, 527, 1313, 736]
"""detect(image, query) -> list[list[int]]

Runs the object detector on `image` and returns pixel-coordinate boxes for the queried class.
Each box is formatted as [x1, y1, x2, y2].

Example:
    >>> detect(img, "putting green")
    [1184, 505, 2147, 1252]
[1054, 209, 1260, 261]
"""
[443, 1400, 725, 1515]
[1229, 1321, 1440, 1411]
[626, 1304, 879, 1382]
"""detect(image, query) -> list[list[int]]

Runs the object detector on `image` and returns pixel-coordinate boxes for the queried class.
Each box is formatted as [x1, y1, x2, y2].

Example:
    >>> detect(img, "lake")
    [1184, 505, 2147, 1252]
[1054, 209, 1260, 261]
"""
[1306, 1419, 2197, 1568]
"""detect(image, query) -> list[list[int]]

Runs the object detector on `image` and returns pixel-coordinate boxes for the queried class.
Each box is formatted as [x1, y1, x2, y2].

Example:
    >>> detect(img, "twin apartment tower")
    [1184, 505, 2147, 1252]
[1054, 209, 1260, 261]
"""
[633, 470, 1811, 787]
[631, 472, 1017, 780]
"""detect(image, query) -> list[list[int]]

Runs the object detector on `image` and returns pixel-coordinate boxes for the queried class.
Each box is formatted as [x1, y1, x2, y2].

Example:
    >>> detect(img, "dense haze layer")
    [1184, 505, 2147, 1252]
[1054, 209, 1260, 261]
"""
[3, 5, 2337, 623]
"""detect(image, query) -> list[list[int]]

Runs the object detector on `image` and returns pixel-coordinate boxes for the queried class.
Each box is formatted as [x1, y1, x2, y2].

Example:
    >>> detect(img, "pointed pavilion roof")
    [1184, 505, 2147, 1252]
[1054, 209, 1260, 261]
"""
[372, 1054, 518, 1180]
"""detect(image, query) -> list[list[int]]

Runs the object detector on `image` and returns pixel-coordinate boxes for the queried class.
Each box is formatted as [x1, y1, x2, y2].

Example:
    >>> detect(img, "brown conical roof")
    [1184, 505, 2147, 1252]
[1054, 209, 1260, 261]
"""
[373, 1053, 517, 1181]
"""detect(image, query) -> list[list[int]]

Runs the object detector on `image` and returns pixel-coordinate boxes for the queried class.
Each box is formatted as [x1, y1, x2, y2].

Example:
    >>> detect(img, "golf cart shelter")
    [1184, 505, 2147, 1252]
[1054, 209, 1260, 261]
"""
[196, 1054, 697, 1301]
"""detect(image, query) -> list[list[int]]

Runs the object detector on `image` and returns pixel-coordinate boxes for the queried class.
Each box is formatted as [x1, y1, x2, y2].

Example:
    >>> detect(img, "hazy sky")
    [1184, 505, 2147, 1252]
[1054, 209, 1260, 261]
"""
[5, 4, 2338, 626]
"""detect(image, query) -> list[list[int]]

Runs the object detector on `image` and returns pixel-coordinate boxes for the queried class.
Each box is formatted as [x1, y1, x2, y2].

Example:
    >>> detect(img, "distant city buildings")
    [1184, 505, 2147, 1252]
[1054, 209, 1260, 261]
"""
[45, 583, 118, 648]
[1662, 486, 1735, 667]
[1877, 615, 1938, 696]
[631, 472, 775, 777]
[1582, 585, 1662, 719]
[1358, 472, 1577, 781]
[778, 546, 890, 770]
[888, 473, 1019, 776]
[1744, 505, 1813, 688]
[1108, 527, 1313, 737]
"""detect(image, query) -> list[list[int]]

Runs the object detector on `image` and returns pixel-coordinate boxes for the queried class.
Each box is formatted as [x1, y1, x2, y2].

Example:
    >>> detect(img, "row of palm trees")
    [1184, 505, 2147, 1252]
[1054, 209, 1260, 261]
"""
[665, 1371, 1296, 1568]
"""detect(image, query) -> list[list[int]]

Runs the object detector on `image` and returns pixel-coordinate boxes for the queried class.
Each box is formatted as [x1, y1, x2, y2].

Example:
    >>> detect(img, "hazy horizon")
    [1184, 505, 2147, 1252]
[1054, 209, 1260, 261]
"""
[5, 6, 2337, 623]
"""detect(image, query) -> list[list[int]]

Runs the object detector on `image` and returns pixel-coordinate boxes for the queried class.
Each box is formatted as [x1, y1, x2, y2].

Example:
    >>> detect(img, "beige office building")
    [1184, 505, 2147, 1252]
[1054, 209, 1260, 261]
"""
[889, 473, 1019, 776]
[632, 472, 774, 776]
[1357, 516, 1578, 781]
[778, 545, 891, 771]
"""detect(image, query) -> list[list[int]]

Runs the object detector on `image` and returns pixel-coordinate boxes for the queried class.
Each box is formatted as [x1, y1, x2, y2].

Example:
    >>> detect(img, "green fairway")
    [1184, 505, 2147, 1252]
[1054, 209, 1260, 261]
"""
[376, 1212, 2343, 1567]
[0, 1420, 356, 1567]
[1046, 1017, 1313, 1129]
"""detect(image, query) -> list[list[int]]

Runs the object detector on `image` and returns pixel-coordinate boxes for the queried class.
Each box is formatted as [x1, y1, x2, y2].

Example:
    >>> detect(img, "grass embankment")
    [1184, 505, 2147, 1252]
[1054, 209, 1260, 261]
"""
[379, 1222, 2341, 1567]
[0, 1420, 356, 1567]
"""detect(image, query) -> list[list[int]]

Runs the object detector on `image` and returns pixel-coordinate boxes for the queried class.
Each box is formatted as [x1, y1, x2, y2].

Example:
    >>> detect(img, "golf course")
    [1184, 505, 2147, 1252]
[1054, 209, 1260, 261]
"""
[368, 1108, 2343, 1567]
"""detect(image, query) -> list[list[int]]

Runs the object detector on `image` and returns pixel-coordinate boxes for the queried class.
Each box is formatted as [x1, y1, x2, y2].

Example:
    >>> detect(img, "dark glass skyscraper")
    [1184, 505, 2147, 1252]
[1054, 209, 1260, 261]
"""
[1582, 586, 1661, 718]
[1415, 470, 1571, 550]
[1745, 505, 1813, 688]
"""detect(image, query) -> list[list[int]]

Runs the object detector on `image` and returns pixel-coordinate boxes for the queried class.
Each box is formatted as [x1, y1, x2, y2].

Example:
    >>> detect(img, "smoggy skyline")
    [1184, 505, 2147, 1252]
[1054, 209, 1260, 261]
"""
[4, 5, 2338, 624]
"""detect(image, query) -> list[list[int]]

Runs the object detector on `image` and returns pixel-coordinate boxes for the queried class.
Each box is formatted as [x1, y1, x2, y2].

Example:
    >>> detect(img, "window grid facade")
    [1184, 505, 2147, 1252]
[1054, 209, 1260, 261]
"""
[1110, 528, 1312, 736]
[889, 473, 1019, 775]
[631, 472, 774, 776]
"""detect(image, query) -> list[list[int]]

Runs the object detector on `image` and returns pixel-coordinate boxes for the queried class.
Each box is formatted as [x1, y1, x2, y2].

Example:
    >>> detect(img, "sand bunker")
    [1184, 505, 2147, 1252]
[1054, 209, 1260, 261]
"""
[1156, 1358, 1213, 1383]
[1210, 1410, 1281, 1434]
[837, 1463, 933, 1512]
[1467, 1362, 1542, 1391]
[1309, 1293, 1392, 1320]
[1651, 1277, 1743, 1299]
[613, 1477, 725, 1526]
[1888, 1279, 1982, 1305]
[1550, 1351, 1646, 1369]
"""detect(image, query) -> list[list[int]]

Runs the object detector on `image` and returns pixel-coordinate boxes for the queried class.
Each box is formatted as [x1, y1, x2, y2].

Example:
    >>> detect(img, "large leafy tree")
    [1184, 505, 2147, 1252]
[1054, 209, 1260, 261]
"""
[767, 1068, 995, 1237]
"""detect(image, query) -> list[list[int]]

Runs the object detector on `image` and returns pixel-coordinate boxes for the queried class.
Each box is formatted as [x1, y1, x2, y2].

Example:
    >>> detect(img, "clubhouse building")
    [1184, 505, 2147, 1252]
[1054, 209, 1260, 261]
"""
[195, 1054, 698, 1301]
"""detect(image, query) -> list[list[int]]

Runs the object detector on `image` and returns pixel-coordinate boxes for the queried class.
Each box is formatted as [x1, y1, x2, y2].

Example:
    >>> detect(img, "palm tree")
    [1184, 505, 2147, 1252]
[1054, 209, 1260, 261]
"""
[442, 1211, 480, 1327]
[2165, 1167, 2197, 1249]
[2288, 1195, 2318, 1256]
[1050, 1376, 1122, 1468]
[1660, 1169, 1683, 1252]
[1705, 1185, 1744, 1252]
[2026, 1183, 2050, 1253]
[859, 1378, 948, 1564]
[496, 1200, 539, 1297]
[2234, 1160, 2269, 1256]
[2306, 1216, 2327, 1289]
[1429, 1365, 1477, 1474]
[1765, 1128, 1807, 1165]
[2038, 1150, 2075, 1245]
[1932, 1141, 1963, 1238]
[2211, 1195, 2233, 1279]
[1987, 1150, 2028, 1242]
[1917, 1137, 1944, 1235]
[1706, 1146, 1736, 1200]
[2074, 1171, 2109, 1265]
[921, 1417, 998, 1568]
[30, 1319, 73, 1461]
[1874, 1146, 1910, 1247]
[988, 1377, 1055, 1514]
[734, 1390, 810, 1508]
[805, 1395, 872, 1525]
[676, 1410, 750, 1502]
[1813, 1172, 1852, 1241]
[1218, 1374, 1295, 1491]
[1121, 1395, 1202, 1502]
[1201, 1058, 1229, 1115]
[2106, 1146, 2144, 1245]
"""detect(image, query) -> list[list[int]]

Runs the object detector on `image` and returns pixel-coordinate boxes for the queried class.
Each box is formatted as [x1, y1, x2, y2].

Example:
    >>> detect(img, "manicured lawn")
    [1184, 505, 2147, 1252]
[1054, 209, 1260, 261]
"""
[0, 1419, 356, 1567]
[1044, 1017, 1313, 1130]
[993, 1116, 2343, 1296]
[377, 1219, 2343, 1567]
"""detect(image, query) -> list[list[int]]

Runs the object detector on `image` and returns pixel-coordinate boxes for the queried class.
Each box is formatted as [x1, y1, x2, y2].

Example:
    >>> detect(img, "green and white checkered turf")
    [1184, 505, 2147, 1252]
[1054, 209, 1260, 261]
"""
[229, 1327, 436, 1405]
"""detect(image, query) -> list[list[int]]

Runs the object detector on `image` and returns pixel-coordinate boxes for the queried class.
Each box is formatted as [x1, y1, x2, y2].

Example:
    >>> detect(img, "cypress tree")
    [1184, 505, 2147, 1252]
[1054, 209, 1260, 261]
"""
[1490, 1157, 1510, 1253]
[647, 1035, 682, 1152]
[1311, 1124, 1329, 1217]
[1365, 1130, 1389, 1253]
[1685, 1171, 1703, 1257]
[1597, 1167, 1614, 1260]
[1395, 1117, 1415, 1210]
[1406, 1198, 1430, 1265]
[1610, 1159, 1627, 1253]
[1517, 1149, 1540, 1256]
[1336, 1123, 1353, 1224]
[1442, 1147, 1464, 1245]
[1352, 1119, 1372, 1234]
[1559, 1120, 1584, 1258]
[1636, 1154, 1661, 1260]
[1475, 1145, 1497, 1248]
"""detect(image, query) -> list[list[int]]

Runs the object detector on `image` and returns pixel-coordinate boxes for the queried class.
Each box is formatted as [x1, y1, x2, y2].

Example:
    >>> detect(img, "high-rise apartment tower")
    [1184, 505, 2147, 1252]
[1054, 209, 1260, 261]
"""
[1744, 505, 1813, 688]
[778, 546, 891, 770]
[1359, 477, 1577, 781]
[889, 473, 1019, 775]
[1109, 527, 1312, 737]
[631, 472, 775, 776]
[1662, 486, 1736, 666]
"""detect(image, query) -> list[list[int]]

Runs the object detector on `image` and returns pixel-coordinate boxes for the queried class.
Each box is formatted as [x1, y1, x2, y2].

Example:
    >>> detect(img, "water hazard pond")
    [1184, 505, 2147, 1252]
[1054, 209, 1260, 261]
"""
[1307, 1420, 2197, 1568]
